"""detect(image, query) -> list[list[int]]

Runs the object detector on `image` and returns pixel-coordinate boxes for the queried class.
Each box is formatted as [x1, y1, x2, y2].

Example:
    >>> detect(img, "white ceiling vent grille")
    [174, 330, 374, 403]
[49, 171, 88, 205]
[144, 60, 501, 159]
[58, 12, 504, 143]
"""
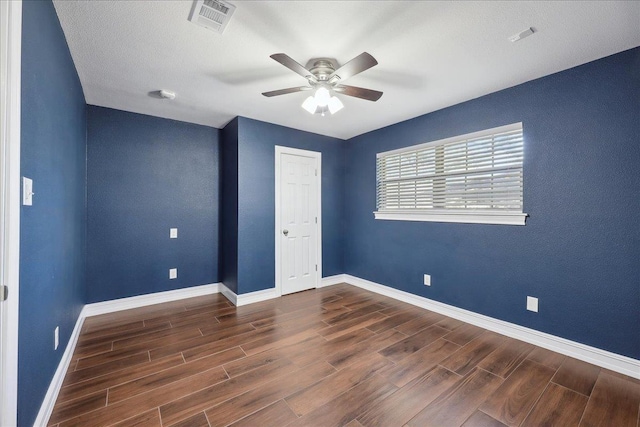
[188, 0, 236, 34]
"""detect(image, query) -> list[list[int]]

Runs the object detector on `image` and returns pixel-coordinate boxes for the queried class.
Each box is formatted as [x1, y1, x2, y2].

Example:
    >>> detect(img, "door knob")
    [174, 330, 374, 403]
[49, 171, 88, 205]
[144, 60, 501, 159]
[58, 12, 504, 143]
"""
[282, 229, 289, 236]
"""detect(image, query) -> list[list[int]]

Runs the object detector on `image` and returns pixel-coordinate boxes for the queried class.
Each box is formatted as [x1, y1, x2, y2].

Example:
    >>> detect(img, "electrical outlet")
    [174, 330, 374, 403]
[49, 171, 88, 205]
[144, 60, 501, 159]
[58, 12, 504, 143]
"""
[170, 228, 178, 239]
[54, 326, 59, 350]
[423, 274, 431, 286]
[527, 296, 538, 312]
[169, 268, 177, 279]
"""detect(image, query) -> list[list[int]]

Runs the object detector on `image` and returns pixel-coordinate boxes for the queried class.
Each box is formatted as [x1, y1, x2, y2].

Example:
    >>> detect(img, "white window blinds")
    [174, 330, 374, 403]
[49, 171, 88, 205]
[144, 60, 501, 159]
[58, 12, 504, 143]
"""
[375, 123, 527, 225]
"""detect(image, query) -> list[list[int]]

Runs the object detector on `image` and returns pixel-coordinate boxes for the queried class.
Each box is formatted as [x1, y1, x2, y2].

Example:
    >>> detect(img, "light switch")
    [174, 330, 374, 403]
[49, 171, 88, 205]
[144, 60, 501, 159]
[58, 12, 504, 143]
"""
[23, 177, 33, 206]
[169, 268, 177, 279]
[170, 228, 178, 239]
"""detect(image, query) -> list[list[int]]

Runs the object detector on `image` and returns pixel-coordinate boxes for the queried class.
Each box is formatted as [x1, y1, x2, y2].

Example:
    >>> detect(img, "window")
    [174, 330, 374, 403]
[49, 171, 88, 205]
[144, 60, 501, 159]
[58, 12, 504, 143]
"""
[375, 123, 527, 225]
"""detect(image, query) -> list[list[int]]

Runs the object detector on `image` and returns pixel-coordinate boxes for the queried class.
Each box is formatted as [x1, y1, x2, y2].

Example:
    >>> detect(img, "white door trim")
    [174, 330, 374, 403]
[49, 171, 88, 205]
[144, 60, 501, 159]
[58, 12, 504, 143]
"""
[0, 0, 22, 425]
[274, 146, 322, 297]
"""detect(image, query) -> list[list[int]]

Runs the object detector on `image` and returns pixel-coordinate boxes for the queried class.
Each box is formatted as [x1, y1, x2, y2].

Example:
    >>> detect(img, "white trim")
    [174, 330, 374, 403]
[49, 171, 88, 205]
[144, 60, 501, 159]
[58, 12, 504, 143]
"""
[33, 308, 86, 427]
[376, 122, 523, 157]
[219, 283, 279, 307]
[34, 274, 640, 426]
[274, 146, 322, 297]
[336, 274, 639, 379]
[0, 1, 21, 425]
[237, 288, 279, 306]
[83, 283, 221, 317]
[219, 282, 237, 306]
[319, 274, 348, 288]
[374, 211, 527, 226]
[35, 283, 223, 425]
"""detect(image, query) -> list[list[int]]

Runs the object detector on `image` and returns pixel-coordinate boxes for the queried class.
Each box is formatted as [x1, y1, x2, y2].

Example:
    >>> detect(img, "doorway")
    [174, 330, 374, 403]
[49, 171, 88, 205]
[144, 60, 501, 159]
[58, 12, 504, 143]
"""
[275, 146, 322, 296]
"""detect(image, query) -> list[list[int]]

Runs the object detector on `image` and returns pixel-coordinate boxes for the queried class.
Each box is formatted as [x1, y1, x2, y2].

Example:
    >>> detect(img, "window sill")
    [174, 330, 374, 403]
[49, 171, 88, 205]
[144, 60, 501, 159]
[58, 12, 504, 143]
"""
[373, 210, 527, 226]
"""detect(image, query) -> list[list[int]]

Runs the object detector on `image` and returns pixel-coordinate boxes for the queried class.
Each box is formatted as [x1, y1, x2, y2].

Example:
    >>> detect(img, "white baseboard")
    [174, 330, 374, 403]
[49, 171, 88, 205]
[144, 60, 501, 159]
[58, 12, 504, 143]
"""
[237, 287, 279, 306]
[329, 274, 639, 379]
[84, 283, 221, 317]
[319, 274, 348, 287]
[33, 306, 86, 427]
[35, 274, 639, 426]
[219, 282, 237, 306]
[35, 283, 221, 426]
[219, 283, 280, 307]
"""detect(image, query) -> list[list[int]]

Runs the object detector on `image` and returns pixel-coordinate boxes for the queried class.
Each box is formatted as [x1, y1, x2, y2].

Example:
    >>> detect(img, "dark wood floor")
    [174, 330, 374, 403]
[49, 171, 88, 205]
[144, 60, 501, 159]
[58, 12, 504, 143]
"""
[49, 284, 640, 427]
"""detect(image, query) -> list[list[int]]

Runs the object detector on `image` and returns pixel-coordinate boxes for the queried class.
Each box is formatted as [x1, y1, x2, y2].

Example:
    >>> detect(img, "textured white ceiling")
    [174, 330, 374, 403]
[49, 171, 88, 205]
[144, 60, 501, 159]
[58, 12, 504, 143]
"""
[53, 1, 640, 139]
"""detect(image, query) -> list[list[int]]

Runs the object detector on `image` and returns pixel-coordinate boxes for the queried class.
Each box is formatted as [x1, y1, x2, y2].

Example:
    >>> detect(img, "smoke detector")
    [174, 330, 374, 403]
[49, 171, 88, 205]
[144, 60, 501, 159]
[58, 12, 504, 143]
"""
[188, 0, 236, 34]
[159, 90, 176, 100]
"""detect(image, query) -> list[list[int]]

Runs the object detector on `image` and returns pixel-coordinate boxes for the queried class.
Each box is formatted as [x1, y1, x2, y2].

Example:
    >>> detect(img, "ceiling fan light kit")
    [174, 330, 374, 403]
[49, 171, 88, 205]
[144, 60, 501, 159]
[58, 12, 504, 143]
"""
[327, 96, 344, 114]
[314, 87, 331, 106]
[301, 95, 318, 114]
[263, 52, 383, 116]
[301, 89, 344, 116]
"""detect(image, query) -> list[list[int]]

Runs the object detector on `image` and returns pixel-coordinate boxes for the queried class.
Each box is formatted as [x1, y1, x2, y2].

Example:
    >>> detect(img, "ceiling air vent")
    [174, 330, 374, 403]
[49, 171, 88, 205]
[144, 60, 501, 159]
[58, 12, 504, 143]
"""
[188, 0, 236, 34]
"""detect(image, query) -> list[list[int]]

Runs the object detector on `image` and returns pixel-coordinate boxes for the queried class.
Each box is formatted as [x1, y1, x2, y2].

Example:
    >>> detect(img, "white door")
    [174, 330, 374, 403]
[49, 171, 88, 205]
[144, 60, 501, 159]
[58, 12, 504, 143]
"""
[276, 147, 321, 295]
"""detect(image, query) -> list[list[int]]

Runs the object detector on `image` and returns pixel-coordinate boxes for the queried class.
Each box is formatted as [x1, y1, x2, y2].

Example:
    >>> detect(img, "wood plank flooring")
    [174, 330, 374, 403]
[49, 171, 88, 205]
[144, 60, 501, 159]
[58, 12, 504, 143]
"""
[49, 284, 640, 427]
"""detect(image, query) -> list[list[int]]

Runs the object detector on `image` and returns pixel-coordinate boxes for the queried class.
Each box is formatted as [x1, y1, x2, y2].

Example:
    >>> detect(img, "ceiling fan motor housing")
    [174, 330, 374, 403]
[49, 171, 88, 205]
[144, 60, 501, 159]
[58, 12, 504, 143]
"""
[308, 59, 338, 83]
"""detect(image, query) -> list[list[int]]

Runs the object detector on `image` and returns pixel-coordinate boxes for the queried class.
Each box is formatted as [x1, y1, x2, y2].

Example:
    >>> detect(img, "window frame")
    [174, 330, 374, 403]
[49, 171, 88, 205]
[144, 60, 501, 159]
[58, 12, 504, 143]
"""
[374, 123, 527, 226]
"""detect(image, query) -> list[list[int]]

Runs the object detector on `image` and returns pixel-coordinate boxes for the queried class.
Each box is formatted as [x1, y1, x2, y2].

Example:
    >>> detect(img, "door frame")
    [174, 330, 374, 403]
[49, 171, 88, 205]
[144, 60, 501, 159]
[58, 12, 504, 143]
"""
[0, 0, 22, 425]
[274, 146, 322, 297]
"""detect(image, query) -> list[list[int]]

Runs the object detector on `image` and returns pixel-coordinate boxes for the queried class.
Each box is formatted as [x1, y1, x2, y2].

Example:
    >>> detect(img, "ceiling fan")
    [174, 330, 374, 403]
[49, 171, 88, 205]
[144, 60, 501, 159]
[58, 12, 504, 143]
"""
[262, 52, 383, 116]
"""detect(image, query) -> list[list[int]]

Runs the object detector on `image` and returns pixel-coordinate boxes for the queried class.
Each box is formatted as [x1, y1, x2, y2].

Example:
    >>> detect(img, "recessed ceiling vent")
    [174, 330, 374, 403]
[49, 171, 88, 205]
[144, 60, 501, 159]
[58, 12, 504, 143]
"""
[188, 0, 236, 34]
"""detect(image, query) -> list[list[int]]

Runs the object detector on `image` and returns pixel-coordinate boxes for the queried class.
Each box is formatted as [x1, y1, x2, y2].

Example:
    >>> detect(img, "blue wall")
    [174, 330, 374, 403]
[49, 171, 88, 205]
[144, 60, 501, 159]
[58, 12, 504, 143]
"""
[19, 1, 87, 424]
[17, 6, 639, 423]
[236, 117, 345, 294]
[86, 107, 220, 303]
[220, 118, 239, 293]
[344, 48, 640, 359]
